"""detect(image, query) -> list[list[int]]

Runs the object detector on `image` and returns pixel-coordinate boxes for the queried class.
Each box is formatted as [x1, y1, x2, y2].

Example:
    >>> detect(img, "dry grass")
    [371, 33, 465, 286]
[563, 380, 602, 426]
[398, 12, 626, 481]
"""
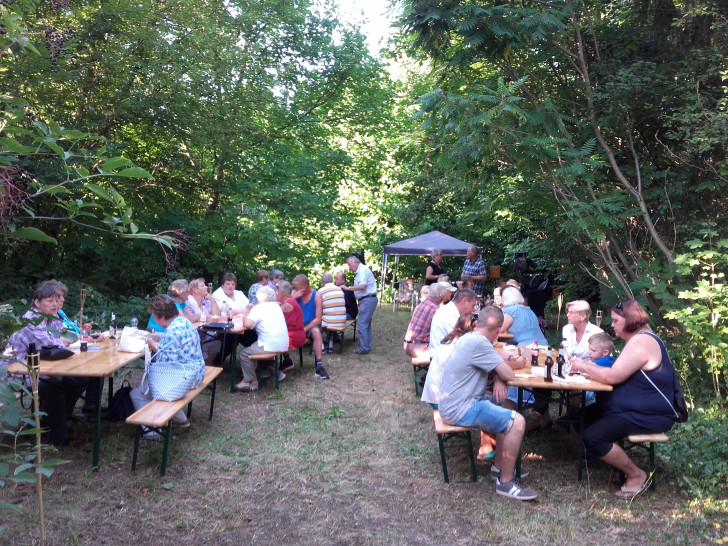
[0, 310, 722, 545]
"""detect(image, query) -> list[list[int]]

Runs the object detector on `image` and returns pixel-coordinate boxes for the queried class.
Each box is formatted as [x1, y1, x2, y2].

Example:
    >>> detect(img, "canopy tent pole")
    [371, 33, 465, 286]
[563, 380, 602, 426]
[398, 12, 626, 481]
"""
[391, 254, 400, 311]
[379, 252, 388, 307]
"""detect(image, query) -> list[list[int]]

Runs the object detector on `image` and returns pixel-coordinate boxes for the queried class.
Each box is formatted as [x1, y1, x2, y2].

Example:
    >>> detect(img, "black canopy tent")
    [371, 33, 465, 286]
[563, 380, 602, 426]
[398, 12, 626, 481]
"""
[379, 230, 476, 304]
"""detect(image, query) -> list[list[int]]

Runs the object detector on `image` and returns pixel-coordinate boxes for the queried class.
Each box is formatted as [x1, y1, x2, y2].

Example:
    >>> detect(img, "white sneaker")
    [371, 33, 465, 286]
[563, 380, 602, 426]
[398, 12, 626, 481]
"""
[278, 371, 286, 382]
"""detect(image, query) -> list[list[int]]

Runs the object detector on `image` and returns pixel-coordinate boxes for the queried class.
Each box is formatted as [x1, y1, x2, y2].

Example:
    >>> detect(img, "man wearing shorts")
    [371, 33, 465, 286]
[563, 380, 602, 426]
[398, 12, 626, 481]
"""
[438, 305, 538, 501]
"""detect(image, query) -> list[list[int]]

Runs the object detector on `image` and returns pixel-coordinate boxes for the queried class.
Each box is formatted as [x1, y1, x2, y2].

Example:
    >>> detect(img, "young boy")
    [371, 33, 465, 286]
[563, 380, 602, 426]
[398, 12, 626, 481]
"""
[588, 332, 616, 369]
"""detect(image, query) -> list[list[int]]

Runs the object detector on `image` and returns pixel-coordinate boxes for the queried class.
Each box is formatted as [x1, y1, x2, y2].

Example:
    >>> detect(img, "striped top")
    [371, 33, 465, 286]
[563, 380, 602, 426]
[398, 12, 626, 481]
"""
[319, 283, 347, 328]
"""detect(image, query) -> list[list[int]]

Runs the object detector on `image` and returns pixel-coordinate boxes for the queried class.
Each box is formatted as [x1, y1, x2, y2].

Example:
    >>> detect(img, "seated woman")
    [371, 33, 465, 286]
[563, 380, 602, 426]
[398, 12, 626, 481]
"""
[571, 300, 678, 499]
[248, 270, 270, 305]
[234, 286, 290, 392]
[147, 279, 195, 332]
[130, 296, 206, 441]
[276, 281, 306, 372]
[501, 287, 547, 345]
[4, 282, 88, 445]
[186, 278, 221, 366]
[211, 272, 251, 315]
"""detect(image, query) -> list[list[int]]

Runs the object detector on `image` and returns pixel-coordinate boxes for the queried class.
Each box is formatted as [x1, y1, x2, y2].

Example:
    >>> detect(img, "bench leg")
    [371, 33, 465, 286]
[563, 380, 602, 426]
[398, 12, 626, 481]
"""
[131, 426, 143, 471]
[413, 366, 420, 397]
[229, 339, 238, 393]
[298, 346, 303, 368]
[437, 433, 450, 483]
[160, 423, 173, 476]
[208, 378, 217, 420]
[187, 400, 193, 420]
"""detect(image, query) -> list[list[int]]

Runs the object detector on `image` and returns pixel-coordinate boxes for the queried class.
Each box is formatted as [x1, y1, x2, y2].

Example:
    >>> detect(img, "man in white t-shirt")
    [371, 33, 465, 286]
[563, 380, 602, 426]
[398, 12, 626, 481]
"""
[429, 287, 476, 353]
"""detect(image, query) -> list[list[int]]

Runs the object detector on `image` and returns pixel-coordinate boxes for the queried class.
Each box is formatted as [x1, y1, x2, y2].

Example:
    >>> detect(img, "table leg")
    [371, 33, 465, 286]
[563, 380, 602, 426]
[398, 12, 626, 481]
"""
[92, 377, 104, 470]
[107, 376, 114, 408]
[578, 390, 586, 481]
[516, 387, 523, 479]
[274, 355, 280, 391]
[229, 334, 237, 393]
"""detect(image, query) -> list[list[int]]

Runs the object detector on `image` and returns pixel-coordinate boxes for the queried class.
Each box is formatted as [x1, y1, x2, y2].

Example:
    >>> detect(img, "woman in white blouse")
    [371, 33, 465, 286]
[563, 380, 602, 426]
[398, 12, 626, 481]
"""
[562, 300, 603, 359]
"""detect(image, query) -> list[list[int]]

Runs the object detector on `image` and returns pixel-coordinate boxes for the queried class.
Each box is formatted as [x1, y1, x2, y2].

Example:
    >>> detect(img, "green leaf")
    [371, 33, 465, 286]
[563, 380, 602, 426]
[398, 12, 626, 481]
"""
[99, 157, 133, 171]
[86, 183, 114, 203]
[9, 472, 36, 483]
[0, 502, 22, 513]
[161, 482, 174, 489]
[114, 167, 152, 178]
[10, 227, 57, 244]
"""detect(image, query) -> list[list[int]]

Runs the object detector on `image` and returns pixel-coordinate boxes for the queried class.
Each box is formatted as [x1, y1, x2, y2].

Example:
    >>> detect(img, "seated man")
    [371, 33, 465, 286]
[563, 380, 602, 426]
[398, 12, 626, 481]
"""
[3, 282, 88, 446]
[438, 305, 538, 501]
[429, 287, 475, 354]
[403, 282, 447, 358]
[292, 274, 329, 379]
[319, 272, 346, 353]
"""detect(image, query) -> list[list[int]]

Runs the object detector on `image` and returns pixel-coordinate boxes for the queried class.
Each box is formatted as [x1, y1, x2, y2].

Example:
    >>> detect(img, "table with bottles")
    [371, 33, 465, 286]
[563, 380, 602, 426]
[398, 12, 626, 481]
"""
[7, 336, 143, 470]
[506, 346, 613, 481]
[195, 313, 247, 392]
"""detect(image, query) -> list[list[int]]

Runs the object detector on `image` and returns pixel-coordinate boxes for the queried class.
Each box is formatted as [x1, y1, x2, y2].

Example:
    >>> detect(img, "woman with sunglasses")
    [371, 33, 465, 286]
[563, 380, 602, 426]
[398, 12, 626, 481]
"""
[570, 299, 679, 500]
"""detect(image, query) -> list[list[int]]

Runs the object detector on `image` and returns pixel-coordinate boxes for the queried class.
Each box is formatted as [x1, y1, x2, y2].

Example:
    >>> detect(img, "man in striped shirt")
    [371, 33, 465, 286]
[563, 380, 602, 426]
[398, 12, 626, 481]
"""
[320, 273, 347, 353]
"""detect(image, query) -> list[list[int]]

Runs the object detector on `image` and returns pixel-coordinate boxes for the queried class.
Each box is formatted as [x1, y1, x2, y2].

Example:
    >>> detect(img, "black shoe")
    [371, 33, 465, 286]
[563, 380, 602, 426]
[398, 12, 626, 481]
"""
[315, 366, 330, 380]
[281, 357, 295, 372]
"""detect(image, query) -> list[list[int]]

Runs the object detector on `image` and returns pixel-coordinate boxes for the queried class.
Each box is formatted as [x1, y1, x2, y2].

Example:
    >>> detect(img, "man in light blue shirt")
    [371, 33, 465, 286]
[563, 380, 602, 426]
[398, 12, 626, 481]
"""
[343, 256, 378, 354]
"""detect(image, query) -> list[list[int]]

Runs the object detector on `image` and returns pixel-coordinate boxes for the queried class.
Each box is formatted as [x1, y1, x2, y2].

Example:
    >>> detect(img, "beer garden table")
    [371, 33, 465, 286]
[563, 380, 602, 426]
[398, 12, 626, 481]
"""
[507, 365, 613, 481]
[7, 337, 143, 470]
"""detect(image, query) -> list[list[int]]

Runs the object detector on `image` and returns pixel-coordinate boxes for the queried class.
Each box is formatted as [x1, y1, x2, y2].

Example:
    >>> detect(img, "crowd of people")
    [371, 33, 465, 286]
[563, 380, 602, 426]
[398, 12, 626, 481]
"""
[406, 247, 681, 502]
[1, 246, 683, 505]
[1, 256, 379, 444]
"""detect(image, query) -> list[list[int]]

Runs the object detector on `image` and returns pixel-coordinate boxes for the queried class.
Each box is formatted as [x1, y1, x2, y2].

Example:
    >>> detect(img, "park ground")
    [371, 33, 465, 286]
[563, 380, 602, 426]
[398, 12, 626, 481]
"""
[1, 310, 726, 545]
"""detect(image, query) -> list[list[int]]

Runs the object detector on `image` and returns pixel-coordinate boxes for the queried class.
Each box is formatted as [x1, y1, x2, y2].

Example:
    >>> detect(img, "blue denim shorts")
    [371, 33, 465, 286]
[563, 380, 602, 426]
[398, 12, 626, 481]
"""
[456, 395, 515, 434]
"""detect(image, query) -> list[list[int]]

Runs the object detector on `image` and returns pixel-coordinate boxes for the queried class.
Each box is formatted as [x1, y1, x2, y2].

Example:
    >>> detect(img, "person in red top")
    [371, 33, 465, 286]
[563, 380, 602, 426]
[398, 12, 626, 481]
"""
[276, 281, 306, 371]
[403, 283, 447, 358]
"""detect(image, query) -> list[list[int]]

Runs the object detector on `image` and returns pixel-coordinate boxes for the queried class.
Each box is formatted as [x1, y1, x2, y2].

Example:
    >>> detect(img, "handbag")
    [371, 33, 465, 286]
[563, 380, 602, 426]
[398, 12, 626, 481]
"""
[118, 326, 148, 353]
[106, 380, 135, 421]
[142, 342, 199, 402]
[39, 345, 74, 360]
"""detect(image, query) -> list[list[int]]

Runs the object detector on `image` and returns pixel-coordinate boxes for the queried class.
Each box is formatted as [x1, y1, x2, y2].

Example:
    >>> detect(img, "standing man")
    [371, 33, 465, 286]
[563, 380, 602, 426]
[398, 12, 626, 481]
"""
[292, 274, 329, 379]
[462, 245, 488, 297]
[439, 306, 538, 501]
[335, 271, 358, 321]
[343, 256, 378, 355]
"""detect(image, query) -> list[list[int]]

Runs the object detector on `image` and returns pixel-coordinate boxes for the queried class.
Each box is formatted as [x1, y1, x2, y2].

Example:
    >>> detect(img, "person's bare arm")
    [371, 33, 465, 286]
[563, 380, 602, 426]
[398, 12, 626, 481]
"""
[501, 313, 514, 333]
[493, 361, 515, 382]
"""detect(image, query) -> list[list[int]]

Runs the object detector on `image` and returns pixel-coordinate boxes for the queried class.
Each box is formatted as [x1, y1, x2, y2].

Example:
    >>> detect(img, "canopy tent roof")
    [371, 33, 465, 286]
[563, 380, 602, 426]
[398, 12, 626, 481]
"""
[379, 231, 476, 307]
[383, 230, 475, 257]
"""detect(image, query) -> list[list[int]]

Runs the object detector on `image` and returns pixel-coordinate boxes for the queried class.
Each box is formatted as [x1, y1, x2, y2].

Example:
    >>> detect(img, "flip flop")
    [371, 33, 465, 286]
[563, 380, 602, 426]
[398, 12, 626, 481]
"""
[615, 477, 653, 500]
[477, 451, 496, 462]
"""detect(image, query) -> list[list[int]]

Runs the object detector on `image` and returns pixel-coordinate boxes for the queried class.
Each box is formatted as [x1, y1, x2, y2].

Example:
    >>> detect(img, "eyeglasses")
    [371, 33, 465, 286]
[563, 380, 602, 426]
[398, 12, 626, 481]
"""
[615, 301, 624, 310]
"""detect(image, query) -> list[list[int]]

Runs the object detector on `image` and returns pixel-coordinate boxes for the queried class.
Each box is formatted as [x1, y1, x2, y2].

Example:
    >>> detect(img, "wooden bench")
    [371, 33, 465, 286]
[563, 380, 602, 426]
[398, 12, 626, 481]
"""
[619, 432, 670, 489]
[323, 319, 357, 353]
[249, 351, 284, 390]
[412, 354, 431, 396]
[433, 410, 477, 483]
[126, 366, 223, 476]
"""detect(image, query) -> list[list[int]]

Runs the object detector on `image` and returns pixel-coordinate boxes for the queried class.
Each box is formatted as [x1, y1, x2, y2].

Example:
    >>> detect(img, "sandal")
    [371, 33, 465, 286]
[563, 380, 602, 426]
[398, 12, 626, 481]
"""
[615, 477, 653, 500]
[234, 381, 259, 392]
[477, 451, 496, 462]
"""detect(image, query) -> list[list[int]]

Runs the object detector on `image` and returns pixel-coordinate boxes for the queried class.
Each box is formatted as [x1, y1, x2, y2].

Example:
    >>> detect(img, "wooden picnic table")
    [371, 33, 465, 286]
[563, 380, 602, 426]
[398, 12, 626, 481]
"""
[508, 365, 613, 481]
[7, 337, 143, 469]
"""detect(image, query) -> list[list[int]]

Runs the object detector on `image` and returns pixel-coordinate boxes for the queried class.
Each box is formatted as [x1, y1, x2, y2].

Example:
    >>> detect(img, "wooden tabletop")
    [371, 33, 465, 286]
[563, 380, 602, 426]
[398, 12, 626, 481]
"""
[7, 338, 143, 378]
[507, 367, 613, 392]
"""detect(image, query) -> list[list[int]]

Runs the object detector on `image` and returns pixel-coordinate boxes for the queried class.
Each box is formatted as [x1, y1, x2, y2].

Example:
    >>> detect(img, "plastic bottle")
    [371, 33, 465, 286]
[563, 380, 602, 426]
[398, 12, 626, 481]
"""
[130, 315, 138, 330]
[220, 301, 228, 320]
[200, 308, 207, 325]
[226, 303, 233, 323]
